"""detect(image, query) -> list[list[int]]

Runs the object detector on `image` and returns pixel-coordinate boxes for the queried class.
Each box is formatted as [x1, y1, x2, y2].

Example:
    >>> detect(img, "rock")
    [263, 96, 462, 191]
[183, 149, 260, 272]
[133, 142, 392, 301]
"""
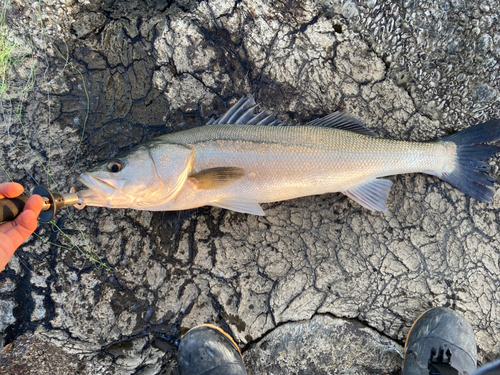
[0, 334, 89, 374]
[243, 315, 403, 374]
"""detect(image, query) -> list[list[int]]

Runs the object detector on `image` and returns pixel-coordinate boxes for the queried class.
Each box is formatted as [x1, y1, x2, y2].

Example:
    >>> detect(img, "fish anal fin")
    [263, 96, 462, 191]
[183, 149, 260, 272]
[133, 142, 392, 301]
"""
[189, 167, 246, 190]
[343, 179, 393, 212]
[307, 112, 379, 137]
[210, 199, 265, 216]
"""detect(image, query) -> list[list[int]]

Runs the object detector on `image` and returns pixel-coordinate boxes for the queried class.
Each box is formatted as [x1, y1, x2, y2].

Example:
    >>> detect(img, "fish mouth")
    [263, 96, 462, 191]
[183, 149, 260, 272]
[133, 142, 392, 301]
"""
[80, 173, 123, 190]
[77, 173, 125, 204]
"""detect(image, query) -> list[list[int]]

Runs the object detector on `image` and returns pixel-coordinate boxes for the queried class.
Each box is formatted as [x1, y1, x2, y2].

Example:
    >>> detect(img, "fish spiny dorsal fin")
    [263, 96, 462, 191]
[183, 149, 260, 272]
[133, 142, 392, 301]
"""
[307, 112, 379, 137]
[207, 96, 285, 126]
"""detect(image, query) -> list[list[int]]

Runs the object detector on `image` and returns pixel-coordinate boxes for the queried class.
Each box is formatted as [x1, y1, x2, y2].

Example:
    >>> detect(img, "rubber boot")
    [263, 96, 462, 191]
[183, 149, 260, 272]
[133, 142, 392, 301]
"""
[178, 324, 248, 375]
[403, 307, 477, 375]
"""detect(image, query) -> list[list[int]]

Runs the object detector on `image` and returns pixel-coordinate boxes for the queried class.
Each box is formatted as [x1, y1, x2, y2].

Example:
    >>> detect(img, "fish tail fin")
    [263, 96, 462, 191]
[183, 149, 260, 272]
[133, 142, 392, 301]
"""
[438, 119, 500, 202]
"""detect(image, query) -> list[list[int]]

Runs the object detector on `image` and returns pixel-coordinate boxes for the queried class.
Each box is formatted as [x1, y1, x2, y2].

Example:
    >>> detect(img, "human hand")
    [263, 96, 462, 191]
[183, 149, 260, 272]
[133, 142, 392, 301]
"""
[0, 182, 43, 271]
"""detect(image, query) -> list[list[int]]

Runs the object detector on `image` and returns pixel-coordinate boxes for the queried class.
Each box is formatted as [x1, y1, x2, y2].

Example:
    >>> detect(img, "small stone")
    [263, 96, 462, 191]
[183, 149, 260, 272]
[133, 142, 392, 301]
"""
[31, 294, 46, 321]
[480, 3, 490, 12]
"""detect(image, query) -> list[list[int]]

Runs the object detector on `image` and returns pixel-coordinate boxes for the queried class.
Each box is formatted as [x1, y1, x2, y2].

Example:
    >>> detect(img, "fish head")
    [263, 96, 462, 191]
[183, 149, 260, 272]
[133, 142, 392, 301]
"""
[78, 143, 194, 209]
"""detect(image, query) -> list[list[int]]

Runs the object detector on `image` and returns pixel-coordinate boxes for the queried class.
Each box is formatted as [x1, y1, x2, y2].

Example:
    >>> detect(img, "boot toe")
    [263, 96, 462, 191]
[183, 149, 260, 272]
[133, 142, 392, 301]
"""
[178, 324, 247, 375]
[403, 307, 477, 375]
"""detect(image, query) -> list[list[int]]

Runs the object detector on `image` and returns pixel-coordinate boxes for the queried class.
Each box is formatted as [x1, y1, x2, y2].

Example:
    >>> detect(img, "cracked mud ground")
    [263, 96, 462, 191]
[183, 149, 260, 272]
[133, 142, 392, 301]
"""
[1, 0, 500, 373]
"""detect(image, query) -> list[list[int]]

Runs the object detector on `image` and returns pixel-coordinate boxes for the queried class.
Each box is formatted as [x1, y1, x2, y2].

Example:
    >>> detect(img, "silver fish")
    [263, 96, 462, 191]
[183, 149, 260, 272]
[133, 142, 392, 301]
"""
[77, 96, 500, 215]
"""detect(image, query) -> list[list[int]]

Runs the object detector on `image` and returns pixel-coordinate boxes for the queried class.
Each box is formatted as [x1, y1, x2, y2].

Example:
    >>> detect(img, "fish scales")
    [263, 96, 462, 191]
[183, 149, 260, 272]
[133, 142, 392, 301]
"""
[77, 96, 500, 214]
[162, 124, 452, 206]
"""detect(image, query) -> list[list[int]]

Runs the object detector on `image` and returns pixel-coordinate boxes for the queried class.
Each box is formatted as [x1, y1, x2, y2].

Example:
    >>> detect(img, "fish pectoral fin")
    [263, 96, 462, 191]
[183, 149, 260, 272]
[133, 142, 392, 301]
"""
[210, 199, 265, 216]
[189, 167, 246, 190]
[343, 179, 393, 212]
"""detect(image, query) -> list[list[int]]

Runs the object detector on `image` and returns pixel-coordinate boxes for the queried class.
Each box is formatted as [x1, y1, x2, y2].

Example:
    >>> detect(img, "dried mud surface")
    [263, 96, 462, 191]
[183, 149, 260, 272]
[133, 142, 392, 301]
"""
[1, 0, 500, 373]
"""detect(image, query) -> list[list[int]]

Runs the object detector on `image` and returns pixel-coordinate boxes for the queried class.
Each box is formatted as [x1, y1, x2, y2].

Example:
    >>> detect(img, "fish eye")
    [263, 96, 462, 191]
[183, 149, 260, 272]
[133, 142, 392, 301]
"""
[107, 160, 123, 173]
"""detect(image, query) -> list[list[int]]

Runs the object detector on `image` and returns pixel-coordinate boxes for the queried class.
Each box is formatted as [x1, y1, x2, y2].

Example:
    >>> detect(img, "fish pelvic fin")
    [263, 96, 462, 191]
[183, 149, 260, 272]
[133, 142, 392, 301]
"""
[438, 119, 500, 202]
[210, 199, 265, 216]
[343, 179, 393, 212]
[189, 167, 246, 190]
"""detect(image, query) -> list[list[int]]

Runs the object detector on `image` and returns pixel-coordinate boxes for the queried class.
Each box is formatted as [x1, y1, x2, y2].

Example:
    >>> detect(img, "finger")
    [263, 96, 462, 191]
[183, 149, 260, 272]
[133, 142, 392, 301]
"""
[0, 182, 24, 199]
[2, 209, 39, 250]
[0, 220, 15, 234]
[0, 195, 44, 235]
[0, 231, 17, 266]
[0, 208, 38, 271]
[0, 192, 41, 272]
[25, 194, 44, 216]
[0, 232, 17, 271]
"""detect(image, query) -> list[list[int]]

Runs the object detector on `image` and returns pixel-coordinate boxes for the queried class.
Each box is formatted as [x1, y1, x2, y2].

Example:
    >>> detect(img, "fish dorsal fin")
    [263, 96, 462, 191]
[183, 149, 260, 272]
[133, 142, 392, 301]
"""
[210, 199, 265, 216]
[207, 96, 377, 137]
[343, 179, 393, 212]
[207, 96, 285, 126]
[307, 112, 379, 137]
[189, 167, 246, 190]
